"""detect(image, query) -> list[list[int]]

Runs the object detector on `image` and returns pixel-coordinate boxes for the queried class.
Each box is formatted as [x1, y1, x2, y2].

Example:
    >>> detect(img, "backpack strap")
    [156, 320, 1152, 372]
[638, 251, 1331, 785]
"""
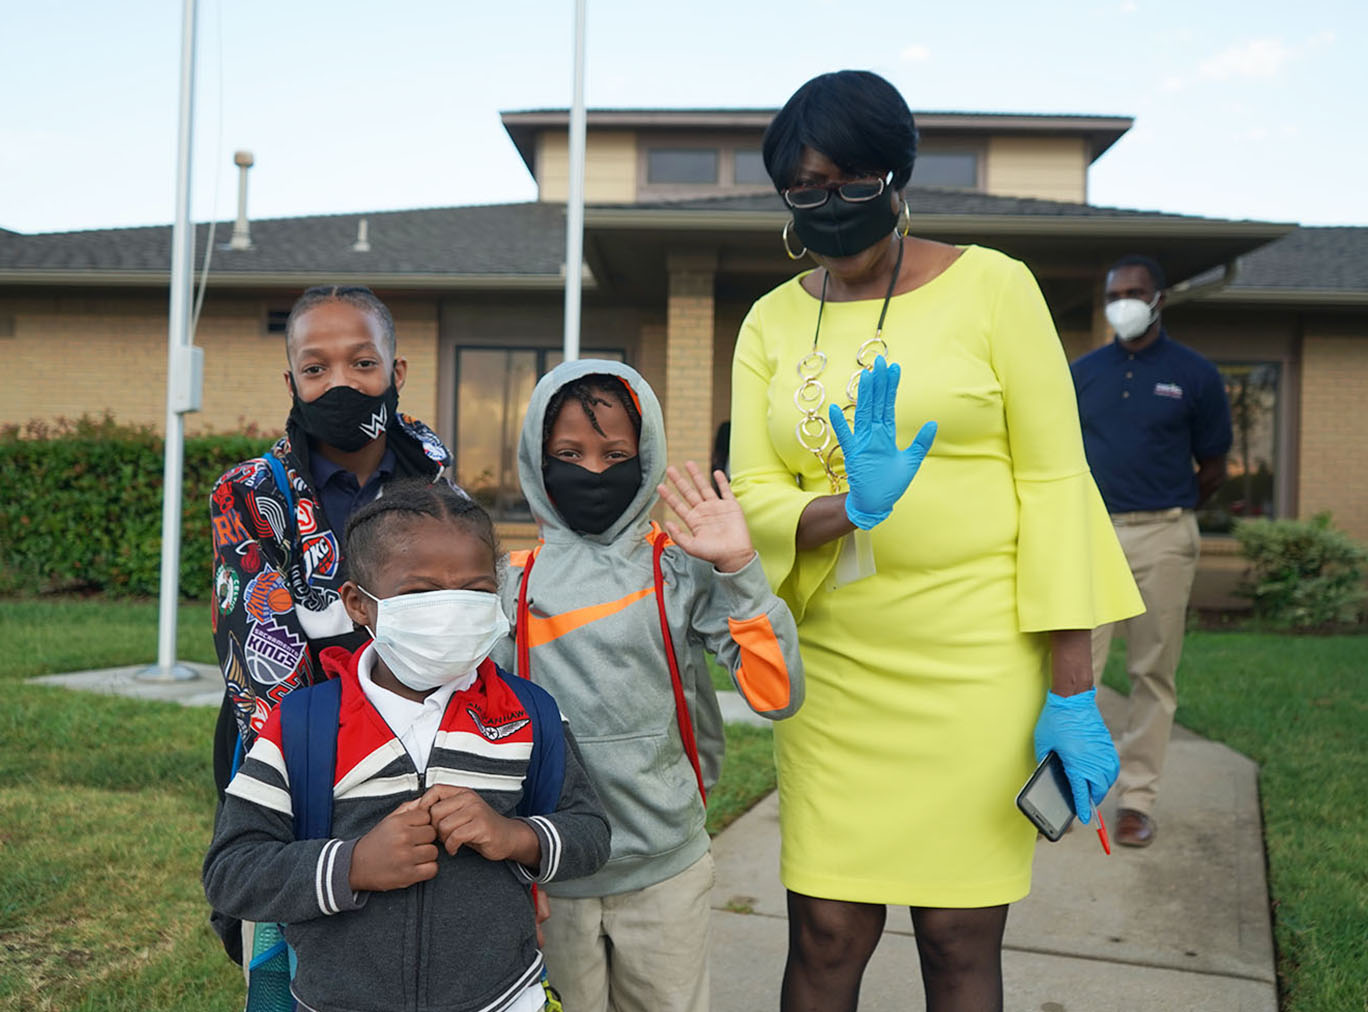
[514, 545, 541, 680]
[501, 671, 564, 818]
[278, 676, 342, 840]
[259, 453, 298, 545]
[651, 532, 706, 804]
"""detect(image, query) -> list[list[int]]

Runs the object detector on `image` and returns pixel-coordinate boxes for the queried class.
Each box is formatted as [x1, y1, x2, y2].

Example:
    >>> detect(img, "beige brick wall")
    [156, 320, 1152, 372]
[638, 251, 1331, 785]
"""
[985, 136, 1088, 203]
[1298, 331, 1368, 542]
[664, 257, 716, 473]
[0, 293, 439, 436]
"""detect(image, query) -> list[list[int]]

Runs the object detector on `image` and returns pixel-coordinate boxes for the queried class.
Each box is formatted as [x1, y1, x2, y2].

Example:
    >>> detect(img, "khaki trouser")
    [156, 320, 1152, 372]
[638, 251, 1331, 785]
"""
[1091, 508, 1200, 815]
[541, 851, 714, 1012]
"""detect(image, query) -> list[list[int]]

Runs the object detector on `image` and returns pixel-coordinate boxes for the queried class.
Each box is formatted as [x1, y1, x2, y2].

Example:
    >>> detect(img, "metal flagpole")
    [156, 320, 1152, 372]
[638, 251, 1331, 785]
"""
[141, 0, 203, 681]
[562, 0, 587, 363]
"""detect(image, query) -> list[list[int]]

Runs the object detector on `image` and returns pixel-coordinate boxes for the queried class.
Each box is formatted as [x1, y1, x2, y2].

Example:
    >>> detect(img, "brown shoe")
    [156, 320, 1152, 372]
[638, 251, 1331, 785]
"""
[1115, 808, 1156, 848]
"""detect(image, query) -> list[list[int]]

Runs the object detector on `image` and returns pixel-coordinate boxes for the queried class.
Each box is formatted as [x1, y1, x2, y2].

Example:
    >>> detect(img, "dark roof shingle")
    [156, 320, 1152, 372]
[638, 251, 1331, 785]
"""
[0, 203, 565, 278]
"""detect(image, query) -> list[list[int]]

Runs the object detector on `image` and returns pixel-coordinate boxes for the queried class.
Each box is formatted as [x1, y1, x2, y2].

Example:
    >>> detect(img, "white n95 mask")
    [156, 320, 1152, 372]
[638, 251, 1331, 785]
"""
[359, 587, 510, 692]
[1105, 295, 1160, 342]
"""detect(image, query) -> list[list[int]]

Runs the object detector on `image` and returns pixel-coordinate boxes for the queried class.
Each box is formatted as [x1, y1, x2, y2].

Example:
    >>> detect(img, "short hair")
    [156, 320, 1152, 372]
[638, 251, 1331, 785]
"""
[284, 284, 397, 365]
[541, 374, 643, 456]
[762, 70, 919, 193]
[1107, 255, 1167, 293]
[344, 479, 496, 591]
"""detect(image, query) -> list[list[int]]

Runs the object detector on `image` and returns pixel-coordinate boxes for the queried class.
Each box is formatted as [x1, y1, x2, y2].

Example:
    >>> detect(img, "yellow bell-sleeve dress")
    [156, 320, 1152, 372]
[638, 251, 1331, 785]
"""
[730, 245, 1142, 907]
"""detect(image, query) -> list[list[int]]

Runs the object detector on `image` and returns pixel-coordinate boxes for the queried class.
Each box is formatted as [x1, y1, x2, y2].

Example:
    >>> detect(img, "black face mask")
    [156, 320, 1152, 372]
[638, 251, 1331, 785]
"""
[791, 196, 899, 259]
[289, 379, 399, 452]
[543, 456, 642, 535]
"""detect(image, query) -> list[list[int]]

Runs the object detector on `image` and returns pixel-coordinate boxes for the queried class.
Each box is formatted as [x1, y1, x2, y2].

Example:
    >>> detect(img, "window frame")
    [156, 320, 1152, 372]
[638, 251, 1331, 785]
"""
[1198, 359, 1283, 535]
[451, 343, 628, 522]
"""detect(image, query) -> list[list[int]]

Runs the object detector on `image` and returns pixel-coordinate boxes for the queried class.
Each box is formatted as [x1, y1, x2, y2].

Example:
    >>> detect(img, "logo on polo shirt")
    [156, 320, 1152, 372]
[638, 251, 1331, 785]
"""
[1153, 382, 1184, 399]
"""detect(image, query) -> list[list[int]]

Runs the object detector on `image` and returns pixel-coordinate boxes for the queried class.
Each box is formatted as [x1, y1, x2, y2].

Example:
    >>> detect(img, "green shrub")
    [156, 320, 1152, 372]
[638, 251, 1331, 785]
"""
[0, 416, 277, 599]
[1234, 513, 1368, 630]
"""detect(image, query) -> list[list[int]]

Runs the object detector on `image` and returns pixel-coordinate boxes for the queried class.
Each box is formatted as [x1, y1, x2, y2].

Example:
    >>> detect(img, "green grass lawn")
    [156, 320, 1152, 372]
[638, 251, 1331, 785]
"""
[5, 599, 1361, 1011]
[1100, 630, 1368, 1012]
[0, 599, 774, 1010]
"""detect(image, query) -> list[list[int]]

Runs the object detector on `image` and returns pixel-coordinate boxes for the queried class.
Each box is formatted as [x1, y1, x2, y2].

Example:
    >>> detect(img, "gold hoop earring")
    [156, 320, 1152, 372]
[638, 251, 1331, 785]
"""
[782, 219, 807, 261]
[897, 199, 911, 238]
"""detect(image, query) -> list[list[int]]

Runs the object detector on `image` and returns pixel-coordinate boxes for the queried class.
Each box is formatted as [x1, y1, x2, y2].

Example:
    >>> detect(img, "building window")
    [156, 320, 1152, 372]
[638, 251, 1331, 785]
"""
[647, 148, 718, 185]
[909, 151, 979, 189]
[733, 149, 769, 185]
[1199, 362, 1279, 534]
[454, 346, 625, 521]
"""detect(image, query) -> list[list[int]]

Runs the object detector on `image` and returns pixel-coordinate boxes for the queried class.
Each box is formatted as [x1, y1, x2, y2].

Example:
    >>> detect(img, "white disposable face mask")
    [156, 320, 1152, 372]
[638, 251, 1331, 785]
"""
[360, 587, 510, 692]
[1105, 294, 1160, 342]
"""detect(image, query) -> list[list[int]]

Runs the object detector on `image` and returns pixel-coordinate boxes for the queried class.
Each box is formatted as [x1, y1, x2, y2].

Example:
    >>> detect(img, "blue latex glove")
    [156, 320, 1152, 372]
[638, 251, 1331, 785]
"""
[828, 356, 937, 530]
[1033, 688, 1119, 825]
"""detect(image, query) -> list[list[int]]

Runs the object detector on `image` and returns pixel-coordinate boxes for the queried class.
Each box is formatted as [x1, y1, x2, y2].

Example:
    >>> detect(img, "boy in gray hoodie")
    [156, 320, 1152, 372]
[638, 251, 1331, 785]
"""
[496, 360, 804, 1012]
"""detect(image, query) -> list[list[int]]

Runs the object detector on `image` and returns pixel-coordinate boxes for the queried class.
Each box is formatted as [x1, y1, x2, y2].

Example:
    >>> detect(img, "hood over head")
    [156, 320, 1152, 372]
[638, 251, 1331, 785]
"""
[518, 359, 665, 544]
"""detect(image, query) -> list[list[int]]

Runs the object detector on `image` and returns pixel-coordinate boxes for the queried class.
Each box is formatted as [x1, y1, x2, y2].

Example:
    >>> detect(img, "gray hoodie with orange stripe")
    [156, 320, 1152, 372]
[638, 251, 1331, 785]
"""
[493, 359, 803, 898]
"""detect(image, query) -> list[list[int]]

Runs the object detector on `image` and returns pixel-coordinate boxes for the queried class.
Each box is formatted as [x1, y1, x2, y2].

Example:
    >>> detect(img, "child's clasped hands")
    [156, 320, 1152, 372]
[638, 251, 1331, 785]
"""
[348, 785, 540, 893]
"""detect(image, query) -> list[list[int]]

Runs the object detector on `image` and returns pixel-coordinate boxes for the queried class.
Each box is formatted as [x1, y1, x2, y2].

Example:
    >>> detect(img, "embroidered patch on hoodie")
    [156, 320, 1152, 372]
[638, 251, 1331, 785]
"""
[468, 708, 532, 741]
[1153, 382, 1184, 399]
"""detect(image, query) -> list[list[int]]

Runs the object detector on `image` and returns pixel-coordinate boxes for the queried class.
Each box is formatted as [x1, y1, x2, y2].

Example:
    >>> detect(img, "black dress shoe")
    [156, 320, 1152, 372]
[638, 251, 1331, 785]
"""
[1115, 808, 1155, 847]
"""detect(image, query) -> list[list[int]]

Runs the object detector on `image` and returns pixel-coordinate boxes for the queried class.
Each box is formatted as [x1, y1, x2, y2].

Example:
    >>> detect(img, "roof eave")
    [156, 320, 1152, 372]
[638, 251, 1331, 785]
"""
[1198, 287, 1368, 307]
[583, 207, 1296, 240]
[0, 270, 574, 290]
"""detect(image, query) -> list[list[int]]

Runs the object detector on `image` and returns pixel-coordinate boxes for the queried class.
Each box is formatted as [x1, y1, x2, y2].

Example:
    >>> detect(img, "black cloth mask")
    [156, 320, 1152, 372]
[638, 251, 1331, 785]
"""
[543, 456, 642, 535]
[289, 379, 399, 453]
[791, 196, 899, 259]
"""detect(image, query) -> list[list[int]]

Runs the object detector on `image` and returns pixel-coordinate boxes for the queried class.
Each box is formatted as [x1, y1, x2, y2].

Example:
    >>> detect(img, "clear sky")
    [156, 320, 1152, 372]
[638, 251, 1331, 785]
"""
[2, 0, 1363, 234]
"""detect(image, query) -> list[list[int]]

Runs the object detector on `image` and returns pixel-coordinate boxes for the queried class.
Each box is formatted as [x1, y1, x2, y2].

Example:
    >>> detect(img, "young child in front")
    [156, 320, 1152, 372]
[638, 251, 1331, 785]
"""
[204, 480, 609, 1012]
[497, 360, 805, 1012]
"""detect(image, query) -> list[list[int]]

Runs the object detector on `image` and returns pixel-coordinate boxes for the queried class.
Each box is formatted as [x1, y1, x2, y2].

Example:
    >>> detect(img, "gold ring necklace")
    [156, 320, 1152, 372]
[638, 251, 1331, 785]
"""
[794, 237, 905, 491]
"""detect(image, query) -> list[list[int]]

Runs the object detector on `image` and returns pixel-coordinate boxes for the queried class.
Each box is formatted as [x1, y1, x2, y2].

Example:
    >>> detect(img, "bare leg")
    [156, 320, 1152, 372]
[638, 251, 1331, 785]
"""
[780, 892, 886, 1012]
[909, 905, 1009, 1012]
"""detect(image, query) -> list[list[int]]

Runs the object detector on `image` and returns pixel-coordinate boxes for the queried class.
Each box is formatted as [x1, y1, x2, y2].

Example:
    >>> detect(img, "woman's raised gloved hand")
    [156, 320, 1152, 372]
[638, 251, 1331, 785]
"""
[829, 356, 937, 530]
[1033, 688, 1119, 825]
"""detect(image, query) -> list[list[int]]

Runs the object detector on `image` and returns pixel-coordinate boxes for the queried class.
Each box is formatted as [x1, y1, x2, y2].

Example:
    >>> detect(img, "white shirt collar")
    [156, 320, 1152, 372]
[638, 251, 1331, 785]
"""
[355, 643, 477, 772]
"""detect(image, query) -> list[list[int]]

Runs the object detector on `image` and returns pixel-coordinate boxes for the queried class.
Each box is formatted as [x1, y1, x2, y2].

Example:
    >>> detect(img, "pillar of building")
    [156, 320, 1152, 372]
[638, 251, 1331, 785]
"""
[1298, 331, 1368, 541]
[664, 251, 718, 476]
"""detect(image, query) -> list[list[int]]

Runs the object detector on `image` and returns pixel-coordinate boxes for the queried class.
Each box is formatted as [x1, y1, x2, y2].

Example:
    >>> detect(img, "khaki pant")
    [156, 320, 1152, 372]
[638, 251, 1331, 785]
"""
[1091, 509, 1200, 815]
[541, 851, 714, 1012]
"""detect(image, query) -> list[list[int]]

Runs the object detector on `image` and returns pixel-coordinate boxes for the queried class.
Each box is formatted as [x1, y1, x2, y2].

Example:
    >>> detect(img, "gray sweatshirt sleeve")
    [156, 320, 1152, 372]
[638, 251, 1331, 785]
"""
[509, 725, 610, 885]
[203, 742, 366, 924]
[684, 551, 806, 720]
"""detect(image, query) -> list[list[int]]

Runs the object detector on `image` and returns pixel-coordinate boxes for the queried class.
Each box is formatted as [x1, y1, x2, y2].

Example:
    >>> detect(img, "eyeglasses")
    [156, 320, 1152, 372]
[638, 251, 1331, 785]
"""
[783, 174, 890, 210]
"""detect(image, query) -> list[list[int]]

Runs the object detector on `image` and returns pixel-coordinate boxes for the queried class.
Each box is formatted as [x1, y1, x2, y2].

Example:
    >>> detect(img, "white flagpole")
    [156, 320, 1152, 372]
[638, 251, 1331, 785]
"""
[562, 0, 587, 363]
[142, 0, 200, 681]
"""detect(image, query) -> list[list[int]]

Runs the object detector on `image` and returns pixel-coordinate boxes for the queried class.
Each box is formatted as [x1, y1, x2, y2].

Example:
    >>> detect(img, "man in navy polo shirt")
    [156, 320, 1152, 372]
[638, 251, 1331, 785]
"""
[1071, 254, 1232, 848]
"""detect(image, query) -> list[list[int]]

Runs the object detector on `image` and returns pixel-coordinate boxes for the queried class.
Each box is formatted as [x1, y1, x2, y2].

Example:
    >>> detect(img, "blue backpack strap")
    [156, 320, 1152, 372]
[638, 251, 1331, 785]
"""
[278, 676, 342, 840]
[502, 674, 565, 818]
[260, 453, 295, 520]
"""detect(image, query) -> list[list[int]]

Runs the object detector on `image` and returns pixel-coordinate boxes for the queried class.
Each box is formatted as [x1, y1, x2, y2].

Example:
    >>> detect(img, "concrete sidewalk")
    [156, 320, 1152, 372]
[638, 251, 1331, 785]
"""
[708, 686, 1278, 1011]
[33, 669, 1276, 1009]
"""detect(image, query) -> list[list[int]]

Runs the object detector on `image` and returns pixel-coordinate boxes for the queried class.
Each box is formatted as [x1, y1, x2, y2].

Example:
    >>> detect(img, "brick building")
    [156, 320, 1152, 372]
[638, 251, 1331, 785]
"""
[2, 109, 1364, 603]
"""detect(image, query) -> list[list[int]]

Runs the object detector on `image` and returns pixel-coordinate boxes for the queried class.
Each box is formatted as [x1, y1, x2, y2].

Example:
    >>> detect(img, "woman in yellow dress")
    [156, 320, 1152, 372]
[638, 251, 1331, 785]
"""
[729, 71, 1144, 1011]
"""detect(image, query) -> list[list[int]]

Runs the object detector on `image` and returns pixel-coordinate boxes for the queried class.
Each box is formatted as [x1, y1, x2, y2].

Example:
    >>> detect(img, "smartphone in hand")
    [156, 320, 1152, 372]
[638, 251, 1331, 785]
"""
[1016, 751, 1076, 842]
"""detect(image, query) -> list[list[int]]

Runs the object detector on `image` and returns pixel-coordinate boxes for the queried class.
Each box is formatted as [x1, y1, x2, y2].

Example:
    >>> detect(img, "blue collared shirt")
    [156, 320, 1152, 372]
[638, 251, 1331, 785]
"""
[1071, 331, 1232, 513]
[309, 446, 397, 534]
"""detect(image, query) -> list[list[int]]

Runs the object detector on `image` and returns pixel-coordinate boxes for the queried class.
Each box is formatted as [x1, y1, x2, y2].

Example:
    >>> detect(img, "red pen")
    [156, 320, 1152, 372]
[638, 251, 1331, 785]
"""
[1091, 803, 1111, 855]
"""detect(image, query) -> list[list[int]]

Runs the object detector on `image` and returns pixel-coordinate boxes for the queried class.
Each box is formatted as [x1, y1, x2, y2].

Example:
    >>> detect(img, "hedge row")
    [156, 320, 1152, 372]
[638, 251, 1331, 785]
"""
[0, 417, 276, 598]
[1235, 512, 1368, 630]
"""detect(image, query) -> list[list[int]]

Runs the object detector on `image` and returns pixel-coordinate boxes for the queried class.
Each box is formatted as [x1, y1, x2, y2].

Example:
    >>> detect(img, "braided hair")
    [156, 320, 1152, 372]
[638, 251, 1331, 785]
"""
[344, 479, 496, 591]
[542, 374, 642, 457]
[285, 284, 397, 364]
